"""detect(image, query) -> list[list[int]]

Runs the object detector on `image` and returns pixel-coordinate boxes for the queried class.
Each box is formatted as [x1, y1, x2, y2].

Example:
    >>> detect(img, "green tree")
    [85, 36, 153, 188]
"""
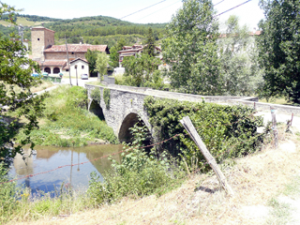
[0, 3, 45, 159]
[116, 38, 126, 51]
[162, 0, 221, 94]
[122, 54, 161, 87]
[258, 0, 300, 103]
[145, 28, 155, 57]
[219, 15, 264, 96]
[109, 46, 119, 68]
[85, 49, 99, 76]
[95, 52, 109, 80]
[109, 38, 126, 68]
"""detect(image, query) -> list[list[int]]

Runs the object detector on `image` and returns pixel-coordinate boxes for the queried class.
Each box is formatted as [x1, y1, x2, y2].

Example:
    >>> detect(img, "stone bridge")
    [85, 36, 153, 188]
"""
[85, 84, 300, 143]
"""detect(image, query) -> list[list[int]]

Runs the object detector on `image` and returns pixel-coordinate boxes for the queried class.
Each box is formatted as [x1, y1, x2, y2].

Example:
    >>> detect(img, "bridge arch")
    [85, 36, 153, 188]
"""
[118, 112, 151, 144]
[89, 99, 105, 121]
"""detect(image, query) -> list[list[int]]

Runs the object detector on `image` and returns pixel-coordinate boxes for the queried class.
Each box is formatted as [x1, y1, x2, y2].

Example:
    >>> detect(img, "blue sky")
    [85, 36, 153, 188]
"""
[7, 0, 264, 30]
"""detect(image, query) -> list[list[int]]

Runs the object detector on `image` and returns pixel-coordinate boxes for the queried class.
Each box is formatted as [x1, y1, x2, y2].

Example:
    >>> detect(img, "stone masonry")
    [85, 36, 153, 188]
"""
[86, 84, 300, 142]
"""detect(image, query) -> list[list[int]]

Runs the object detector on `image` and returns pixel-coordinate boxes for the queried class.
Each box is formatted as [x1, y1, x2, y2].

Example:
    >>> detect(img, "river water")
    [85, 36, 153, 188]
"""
[8, 144, 123, 196]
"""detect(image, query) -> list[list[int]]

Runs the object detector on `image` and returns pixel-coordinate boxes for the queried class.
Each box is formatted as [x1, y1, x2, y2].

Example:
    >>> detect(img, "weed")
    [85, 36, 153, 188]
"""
[91, 88, 101, 103]
[87, 121, 186, 205]
[266, 198, 291, 225]
[103, 88, 110, 109]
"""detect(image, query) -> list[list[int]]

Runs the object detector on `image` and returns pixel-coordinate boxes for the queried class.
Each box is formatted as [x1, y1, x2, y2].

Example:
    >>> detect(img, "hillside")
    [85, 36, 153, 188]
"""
[0, 14, 167, 48]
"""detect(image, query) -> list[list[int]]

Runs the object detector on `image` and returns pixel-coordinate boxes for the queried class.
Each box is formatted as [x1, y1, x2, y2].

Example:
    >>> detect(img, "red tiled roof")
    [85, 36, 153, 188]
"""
[38, 60, 67, 66]
[44, 44, 108, 53]
[70, 58, 89, 64]
[31, 26, 55, 33]
[118, 48, 143, 54]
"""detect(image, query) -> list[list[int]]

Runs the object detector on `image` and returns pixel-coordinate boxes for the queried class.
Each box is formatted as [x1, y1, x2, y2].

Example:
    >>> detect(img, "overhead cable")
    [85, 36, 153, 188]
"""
[213, 0, 253, 18]
[120, 0, 167, 20]
[213, 0, 225, 7]
[138, 0, 181, 21]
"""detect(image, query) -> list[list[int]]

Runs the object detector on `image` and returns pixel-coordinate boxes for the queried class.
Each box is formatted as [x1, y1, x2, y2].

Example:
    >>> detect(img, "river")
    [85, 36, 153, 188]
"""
[8, 144, 123, 197]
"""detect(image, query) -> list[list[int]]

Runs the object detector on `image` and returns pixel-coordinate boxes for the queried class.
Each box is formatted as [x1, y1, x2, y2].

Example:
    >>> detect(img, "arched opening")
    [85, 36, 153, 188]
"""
[53, 67, 60, 74]
[44, 67, 51, 73]
[89, 100, 105, 121]
[118, 113, 151, 148]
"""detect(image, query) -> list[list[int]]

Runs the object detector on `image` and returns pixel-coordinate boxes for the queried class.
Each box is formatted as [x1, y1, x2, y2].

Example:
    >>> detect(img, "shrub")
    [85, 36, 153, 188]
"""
[0, 163, 20, 223]
[103, 88, 110, 109]
[87, 122, 185, 205]
[144, 97, 264, 170]
[90, 88, 101, 103]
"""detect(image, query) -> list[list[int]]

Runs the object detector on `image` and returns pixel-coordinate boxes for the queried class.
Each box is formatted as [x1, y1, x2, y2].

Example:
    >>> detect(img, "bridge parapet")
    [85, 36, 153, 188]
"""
[86, 84, 300, 142]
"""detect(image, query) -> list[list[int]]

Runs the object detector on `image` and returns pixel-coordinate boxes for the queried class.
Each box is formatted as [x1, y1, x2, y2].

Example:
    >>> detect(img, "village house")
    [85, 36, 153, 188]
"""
[118, 44, 162, 66]
[117, 44, 172, 73]
[31, 26, 109, 76]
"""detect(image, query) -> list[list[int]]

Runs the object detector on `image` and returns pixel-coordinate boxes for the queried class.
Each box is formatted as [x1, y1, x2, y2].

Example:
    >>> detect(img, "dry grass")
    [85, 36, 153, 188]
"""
[30, 81, 55, 93]
[259, 97, 291, 105]
[1, 80, 55, 94]
[11, 126, 300, 225]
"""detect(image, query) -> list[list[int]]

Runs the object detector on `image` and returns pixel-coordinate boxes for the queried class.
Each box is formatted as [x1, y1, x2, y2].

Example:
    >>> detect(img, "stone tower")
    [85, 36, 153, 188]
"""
[31, 26, 55, 61]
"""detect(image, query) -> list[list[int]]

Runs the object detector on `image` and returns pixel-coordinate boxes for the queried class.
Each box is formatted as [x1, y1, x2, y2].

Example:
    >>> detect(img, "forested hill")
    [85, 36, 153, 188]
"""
[0, 14, 167, 48]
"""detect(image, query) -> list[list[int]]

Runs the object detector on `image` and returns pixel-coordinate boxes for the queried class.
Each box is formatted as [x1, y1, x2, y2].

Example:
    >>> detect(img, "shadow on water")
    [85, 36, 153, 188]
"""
[9, 144, 123, 197]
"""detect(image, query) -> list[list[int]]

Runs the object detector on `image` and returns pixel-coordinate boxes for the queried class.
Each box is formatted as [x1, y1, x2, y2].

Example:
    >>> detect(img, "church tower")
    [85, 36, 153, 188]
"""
[31, 26, 55, 61]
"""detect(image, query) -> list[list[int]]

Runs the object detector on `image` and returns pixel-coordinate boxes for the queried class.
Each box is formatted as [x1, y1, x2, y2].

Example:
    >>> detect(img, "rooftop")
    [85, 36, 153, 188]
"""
[44, 44, 108, 53]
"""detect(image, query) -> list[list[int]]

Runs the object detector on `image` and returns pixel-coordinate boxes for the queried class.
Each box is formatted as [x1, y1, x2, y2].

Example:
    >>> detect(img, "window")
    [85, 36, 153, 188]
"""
[72, 52, 74, 55]
[75, 65, 77, 69]
[82, 65, 84, 69]
[37, 38, 40, 41]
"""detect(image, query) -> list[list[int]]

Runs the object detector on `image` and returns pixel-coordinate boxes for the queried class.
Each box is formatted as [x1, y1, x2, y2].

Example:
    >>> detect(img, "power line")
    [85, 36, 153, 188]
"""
[214, 0, 225, 7]
[138, 0, 181, 21]
[213, 0, 253, 18]
[120, 0, 167, 20]
[138, 0, 226, 22]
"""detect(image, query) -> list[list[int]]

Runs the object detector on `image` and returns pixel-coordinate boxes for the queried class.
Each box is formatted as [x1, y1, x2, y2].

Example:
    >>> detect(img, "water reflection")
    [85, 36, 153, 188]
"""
[9, 144, 123, 196]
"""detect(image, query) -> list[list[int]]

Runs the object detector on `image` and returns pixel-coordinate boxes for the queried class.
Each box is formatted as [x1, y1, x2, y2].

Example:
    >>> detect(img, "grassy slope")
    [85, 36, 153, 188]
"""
[4, 125, 300, 225]
[16, 85, 117, 146]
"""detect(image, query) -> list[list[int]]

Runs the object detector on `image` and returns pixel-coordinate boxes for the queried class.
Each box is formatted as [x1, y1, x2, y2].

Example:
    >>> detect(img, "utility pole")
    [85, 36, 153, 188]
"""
[65, 38, 72, 86]
[75, 65, 78, 86]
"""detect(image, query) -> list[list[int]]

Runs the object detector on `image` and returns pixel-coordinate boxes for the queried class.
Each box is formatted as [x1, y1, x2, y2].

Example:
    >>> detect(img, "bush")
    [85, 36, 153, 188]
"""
[103, 88, 110, 109]
[87, 122, 185, 205]
[90, 88, 101, 103]
[0, 163, 19, 223]
[144, 97, 263, 170]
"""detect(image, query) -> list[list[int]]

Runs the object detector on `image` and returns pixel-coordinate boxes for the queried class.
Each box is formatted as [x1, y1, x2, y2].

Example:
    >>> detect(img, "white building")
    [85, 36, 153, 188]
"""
[69, 58, 89, 77]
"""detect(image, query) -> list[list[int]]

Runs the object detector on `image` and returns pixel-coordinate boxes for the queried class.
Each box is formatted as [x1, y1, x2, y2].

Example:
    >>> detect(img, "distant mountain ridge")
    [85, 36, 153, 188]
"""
[0, 14, 167, 48]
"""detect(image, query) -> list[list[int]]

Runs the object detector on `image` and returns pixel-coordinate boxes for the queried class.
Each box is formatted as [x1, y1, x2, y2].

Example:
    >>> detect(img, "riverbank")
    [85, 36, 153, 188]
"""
[8, 128, 300, 225]
[15, 85, 118, 147]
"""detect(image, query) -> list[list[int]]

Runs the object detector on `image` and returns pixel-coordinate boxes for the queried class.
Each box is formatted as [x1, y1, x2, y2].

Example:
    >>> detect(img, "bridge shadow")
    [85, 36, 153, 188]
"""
[89, 100, 105, 121]
[119, 113, 152, 150]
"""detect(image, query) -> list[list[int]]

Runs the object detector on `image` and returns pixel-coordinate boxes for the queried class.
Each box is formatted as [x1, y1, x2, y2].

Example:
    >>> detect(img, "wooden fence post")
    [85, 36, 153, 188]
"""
[180, 116, 234, 196]
[286, 113, 294, 133]
[270, 107, 278, 149]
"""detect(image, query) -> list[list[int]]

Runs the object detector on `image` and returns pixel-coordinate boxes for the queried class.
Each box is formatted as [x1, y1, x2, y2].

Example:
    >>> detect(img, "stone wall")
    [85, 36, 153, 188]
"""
[103, 75, 115, 85]
[44, 52, 87, 61]
[31, 29, 45, 59]
[86, 85, 151, 142]
[86, 84, 300, 142]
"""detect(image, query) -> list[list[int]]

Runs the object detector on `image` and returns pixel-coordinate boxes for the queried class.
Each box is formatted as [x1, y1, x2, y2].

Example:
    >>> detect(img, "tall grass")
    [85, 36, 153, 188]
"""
[0, 162, 96, 224]
[0, 123, 186, 224]
[16, 85, 118, 147]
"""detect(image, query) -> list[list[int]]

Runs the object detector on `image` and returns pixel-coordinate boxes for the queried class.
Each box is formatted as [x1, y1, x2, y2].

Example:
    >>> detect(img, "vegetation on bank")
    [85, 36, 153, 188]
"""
[0, 122, 185, 224]
[144, 97, 264, 170]
[15, 86, 117, 147]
